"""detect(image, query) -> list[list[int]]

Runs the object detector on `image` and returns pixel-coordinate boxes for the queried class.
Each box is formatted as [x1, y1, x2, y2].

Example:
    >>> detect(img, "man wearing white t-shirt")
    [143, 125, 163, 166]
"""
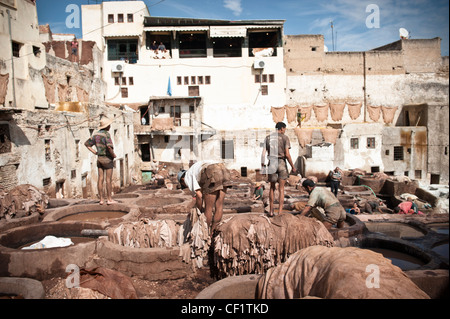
[178, 160, 232, 232]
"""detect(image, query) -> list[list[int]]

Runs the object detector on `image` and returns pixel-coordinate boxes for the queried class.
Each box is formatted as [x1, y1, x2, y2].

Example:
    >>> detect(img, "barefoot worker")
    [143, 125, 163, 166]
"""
[85, 117, 118, 205]
[178, 160, 232, 233]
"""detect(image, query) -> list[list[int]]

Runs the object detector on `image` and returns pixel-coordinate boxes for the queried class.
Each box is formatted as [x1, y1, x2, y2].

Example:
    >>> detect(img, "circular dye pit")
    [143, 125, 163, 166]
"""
[364, 222, 426, 239]
[58, 211, 127, 222]
[136, 197, 185, 207]
[432, 240, 449, 259]
[367, 247, 426, 270]
[112, 193, 140, 199]
[196, 275, 261, 299]
[0, 222, 104, 280]
[42, 204, 135, 224]
[0, 277, 45, 299]
[428, 223, 449, 235]
[359, 235, 436, 271]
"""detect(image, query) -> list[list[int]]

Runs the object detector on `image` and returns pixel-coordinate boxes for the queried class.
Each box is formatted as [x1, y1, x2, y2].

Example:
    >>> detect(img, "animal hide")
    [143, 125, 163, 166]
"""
[320, 128, 339, 144]
[212, 214, 334, 278]
[108, 218, 179, 248]
[256, 245, 430, 299]
[285, 105, 299, 123]
[329, 103, 345, 121]
[0, 73, 9, 105]
[382, 106, 398, 124]
[367, 105, 381, 122]
[313, 103, 328, 122]
[0, 184, 48, 220]
[347, 102, 362, 120]
[294, 127, 313, 148]
[271, 106, 285, 123]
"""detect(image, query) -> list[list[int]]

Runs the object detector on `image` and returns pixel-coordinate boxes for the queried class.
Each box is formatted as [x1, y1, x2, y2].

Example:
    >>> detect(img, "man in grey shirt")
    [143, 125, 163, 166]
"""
[261, 122, 297, 217]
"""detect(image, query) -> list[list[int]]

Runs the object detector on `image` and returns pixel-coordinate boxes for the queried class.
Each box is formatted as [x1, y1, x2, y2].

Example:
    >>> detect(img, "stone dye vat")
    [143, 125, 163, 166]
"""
[364, 221, 426, 239]
[0, 222, 104, 280]
[136, 195, 195, 215]
[42, 203, 138, 225]
[359, 234, 442, 271]
[0, 277, 45, 299]
[196, 274, 262, 299]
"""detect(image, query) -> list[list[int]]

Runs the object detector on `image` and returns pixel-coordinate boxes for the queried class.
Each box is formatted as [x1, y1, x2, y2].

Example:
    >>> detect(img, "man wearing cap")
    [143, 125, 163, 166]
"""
[178, 160, 232, 233]
[299, 179, 346, 230]
[85, 117, 117, 205]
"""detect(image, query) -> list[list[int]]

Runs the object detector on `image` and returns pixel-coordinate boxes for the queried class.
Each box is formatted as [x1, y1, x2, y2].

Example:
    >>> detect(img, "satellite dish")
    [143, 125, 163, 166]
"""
[324, 45, 329, 52]
[399, 28, 409, 39]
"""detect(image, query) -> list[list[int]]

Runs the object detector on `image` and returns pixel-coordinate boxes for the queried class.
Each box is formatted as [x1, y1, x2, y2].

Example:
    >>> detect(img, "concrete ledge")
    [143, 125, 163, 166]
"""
[0, 277, 45, 299]
[406, 269, 449, 299]
[0, 213, 40, 233]
[0, 222, 103, 280]
[196, 274, 262, 299]
[93, 238, 191, 281]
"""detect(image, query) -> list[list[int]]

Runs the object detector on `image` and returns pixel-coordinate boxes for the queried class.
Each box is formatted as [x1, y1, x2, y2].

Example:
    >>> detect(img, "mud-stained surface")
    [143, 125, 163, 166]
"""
[42, 268, 216, 299]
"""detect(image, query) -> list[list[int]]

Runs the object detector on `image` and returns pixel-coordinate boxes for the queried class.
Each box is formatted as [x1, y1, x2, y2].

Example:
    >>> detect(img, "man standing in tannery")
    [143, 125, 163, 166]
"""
[261, 122, 297, 217]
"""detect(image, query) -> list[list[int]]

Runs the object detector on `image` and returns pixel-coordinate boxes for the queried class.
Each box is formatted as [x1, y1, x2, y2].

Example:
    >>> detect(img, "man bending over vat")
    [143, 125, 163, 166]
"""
[298, 179, 346, 230]
[178, 161, 233, 233]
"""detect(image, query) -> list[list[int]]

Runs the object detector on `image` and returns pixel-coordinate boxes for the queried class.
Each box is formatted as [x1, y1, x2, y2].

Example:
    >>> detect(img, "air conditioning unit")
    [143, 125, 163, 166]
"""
[254, 60, 265, 69]
[111, 62, 125, 73]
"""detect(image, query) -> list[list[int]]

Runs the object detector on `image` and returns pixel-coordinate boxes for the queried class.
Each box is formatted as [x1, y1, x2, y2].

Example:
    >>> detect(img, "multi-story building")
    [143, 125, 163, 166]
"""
[82, 1, 288, 182]
[1, 0, 135, 198]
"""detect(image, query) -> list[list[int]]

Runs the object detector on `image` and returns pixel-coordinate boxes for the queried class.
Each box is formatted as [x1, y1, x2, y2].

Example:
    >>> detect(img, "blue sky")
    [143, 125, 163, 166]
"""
[36, 0, 449, 55]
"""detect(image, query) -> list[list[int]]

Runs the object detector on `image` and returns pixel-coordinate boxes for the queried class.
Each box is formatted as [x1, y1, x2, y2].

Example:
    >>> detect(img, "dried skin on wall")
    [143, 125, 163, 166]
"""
[382, 106, 398, 124]
[368, 105, 381, 121]
[42, 74, 56, 104]
[294, 127, 313, 148]
[285, 106, 299, 123]
[313, 103, 328, 122]
[347, 102, 362, 120]
[0, 73, 9, 105]
[320, 128, 339, 144]
[329, 103, 345, 121]
[271, 106, 286, 123]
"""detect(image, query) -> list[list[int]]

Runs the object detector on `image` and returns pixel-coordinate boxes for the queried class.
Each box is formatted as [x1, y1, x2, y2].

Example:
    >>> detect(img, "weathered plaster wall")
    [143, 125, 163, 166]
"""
[284, 36, 449, 183]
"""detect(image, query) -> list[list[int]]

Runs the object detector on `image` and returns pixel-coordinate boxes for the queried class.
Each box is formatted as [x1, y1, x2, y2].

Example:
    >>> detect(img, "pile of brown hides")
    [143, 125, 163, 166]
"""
[108, 218, 179, 248]
[256, 245, 430, 299]
[107, 208, 211, 270]
[212, 213, 334, 278]
[0, 184, 48, 220]
[178, 208, 211, 269]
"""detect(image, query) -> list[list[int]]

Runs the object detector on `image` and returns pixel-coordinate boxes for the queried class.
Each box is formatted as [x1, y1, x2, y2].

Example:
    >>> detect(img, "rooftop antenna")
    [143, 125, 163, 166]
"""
[399, 28, 410, 39]
[330, 21, 335, 51]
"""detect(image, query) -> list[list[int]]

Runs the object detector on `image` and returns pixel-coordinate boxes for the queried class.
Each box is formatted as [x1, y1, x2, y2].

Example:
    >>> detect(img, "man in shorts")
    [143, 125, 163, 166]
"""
[178, 160, 232, 232]
[261, 122, 297, 217]
[299, 179, 346, 230]
[85, 117, 117, 205]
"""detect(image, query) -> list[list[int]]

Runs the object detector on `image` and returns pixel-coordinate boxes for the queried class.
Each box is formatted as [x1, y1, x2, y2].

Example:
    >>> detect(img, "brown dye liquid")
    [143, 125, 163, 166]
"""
[368, 247, 425, 270]
[58, 211, 126, 222]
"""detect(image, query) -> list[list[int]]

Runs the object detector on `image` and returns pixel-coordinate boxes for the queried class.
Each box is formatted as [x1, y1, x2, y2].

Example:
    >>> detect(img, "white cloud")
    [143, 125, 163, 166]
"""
[224, 0, 242, 16]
